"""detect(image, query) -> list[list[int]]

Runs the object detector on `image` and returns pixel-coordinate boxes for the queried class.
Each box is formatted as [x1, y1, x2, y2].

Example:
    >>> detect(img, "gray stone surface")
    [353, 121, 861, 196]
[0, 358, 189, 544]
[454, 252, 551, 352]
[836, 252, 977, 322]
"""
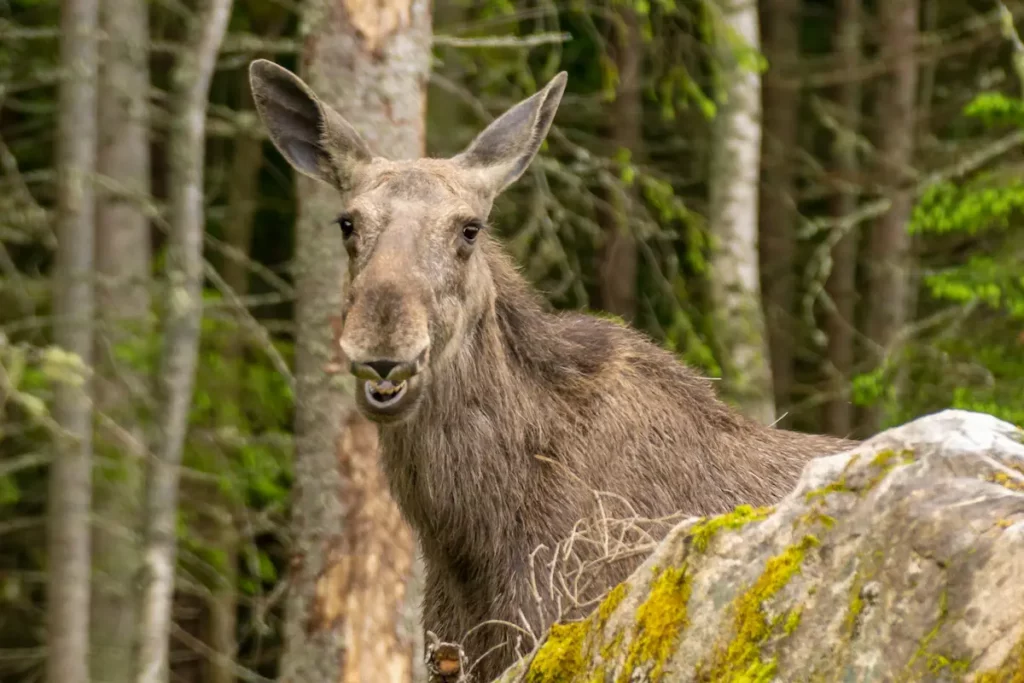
[496, 410, 1024, 682]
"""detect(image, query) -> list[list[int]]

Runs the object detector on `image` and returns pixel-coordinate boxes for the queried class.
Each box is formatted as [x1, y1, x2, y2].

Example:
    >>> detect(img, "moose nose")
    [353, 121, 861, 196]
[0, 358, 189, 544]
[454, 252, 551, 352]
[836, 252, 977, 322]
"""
[349, 350, 427, 383]
[359, 360, 402, 380]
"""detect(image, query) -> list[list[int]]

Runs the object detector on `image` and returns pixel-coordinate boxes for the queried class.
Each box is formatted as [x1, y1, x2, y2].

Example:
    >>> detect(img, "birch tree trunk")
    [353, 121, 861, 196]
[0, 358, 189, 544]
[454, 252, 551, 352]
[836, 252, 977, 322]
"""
[597, 6, 641, 323]
[758, 0, 800, 420]
[47, 0, 99, 680]
[823, 0, 862, 438]
[137, 0, 233, 680]
[91, 0, 151, 678]
[861, 0, 918, 434]
[707, 0, 775, 425]
[279, 0, 431, 681]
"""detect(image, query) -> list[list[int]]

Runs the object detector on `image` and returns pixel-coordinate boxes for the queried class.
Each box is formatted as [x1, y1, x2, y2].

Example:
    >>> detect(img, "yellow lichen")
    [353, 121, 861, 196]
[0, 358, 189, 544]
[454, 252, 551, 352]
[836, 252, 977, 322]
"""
[974, 629, 1024, 683]
[617, 565, 692, 682]
[783, 607, 803, 636]
[598, 583, 628, 625]
[925, 653, 970, 676]
[697, 535, 820, 682]
[526, 620, 591, 683]
[862, 448, 916, 492]
[689, 504, 773, 553]
[600, 630, 624, 662]
[899, 589, 971, 682]
[796, 507, 837, 530]
[804, 478, 850, 502]
[990, 471, 1024, 492]
[844, 576, 865, 637]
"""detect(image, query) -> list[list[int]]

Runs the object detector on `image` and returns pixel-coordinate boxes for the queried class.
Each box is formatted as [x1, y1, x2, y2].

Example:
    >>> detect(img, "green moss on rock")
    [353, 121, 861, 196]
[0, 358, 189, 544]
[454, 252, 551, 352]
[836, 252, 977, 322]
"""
[598, 583, 628, 625]
[975, 629, 1024, 683]
[804, 479, 851, 502]
[697, 535, 820, 682]
[783, 607, 803, 636]
[526, 620, 590, 683]
[990, 471, 1024, 492]
[690, 504, 773, 553]
[863, 448, 916, 491]
[618, 565, 693, 682]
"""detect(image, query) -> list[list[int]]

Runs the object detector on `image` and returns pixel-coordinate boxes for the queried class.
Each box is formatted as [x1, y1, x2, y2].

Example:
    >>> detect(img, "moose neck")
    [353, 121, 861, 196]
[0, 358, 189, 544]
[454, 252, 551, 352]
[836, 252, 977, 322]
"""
[376, 240, 600, 557]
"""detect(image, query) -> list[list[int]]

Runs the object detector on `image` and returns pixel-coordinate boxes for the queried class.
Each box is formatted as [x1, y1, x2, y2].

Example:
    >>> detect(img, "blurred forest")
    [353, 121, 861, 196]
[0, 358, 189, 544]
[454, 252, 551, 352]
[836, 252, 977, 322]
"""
[1, 0, 1023, 680]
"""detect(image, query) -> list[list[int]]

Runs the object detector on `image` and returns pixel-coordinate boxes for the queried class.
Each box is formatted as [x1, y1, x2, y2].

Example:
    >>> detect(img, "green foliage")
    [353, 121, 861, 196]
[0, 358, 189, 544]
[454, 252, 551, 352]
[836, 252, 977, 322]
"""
[862, 90, 1024, 430]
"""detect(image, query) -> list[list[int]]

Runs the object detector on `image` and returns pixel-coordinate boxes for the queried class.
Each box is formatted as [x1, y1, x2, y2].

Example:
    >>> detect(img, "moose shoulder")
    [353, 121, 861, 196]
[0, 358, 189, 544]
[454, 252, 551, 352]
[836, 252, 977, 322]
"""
[248, 59, 856, 681]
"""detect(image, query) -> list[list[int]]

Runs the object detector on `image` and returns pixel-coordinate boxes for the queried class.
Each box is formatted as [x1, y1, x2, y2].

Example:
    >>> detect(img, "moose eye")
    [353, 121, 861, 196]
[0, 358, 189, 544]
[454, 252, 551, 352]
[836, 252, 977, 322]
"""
[335, 214, 355, 239]
[462, 220, 483, 243]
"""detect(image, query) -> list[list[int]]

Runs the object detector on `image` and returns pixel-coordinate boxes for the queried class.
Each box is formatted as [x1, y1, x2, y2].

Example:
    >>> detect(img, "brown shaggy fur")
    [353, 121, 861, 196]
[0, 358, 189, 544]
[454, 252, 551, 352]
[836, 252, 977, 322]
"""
[248, 59, 856, 681]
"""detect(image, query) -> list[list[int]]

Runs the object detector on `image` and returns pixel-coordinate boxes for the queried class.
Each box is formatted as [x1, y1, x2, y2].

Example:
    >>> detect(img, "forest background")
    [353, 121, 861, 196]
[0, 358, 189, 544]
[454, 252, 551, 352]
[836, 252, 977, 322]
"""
[1, 0, 1022, 681]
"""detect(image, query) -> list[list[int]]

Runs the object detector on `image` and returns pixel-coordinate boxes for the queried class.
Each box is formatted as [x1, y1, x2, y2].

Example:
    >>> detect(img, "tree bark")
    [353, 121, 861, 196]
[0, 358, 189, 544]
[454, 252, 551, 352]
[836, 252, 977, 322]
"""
[823, 0, 862, 438]
[278, 0, 431, 681]
[91, 0, 151, 678]
[758, 0, 800, 421]
[597, 7, 641, 323]
[137, 0, 233, 681]
[860, 0, 918, 434]
[202, 79, 272, 683]
[48, 0, 99, 680]
[707, 0, 775, 425]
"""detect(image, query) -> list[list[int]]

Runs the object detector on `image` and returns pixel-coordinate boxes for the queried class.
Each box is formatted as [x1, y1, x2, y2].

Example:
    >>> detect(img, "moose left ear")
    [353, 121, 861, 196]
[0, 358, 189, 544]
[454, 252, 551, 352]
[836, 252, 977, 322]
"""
[452, 72, 567, 196]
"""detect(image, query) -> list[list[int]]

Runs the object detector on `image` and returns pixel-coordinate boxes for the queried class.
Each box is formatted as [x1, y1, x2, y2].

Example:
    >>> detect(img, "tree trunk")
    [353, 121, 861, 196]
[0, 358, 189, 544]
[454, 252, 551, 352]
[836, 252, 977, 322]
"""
[201, 85, 264, 683]
[822, 0, 862, 438]
[47, 0, 99, 680]
[278, 0, 431, 681]
[91, 0, 151, 678]
[758, 0, 800, 421]
[597, 7, 641, 323]
[206, 504, 238, 683]
[707, 0, 775, 425]
[137, 0, 233, 681]
[860, 0, 918, 434]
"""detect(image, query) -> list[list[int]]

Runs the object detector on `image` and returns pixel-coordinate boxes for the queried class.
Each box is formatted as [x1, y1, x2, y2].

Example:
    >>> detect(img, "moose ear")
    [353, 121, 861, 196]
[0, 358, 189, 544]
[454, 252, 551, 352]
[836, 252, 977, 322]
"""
[453, 71, 567, 196]
[249, 59, 372, 186]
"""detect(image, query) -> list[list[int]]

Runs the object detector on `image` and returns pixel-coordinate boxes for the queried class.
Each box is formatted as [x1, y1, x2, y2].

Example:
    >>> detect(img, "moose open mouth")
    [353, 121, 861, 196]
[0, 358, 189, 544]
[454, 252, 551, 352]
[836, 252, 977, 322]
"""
[365, 379, 408, 408]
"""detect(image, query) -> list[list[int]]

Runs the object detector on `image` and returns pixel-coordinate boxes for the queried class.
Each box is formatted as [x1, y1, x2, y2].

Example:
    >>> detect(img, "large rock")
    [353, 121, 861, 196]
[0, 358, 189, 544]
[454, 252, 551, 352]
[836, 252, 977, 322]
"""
[496, 410, 1024, 682]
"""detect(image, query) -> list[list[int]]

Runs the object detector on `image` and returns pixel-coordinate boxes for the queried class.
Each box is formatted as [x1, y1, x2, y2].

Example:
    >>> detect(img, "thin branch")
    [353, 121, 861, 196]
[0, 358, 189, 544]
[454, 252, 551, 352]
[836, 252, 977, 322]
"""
[136, 0, 234, 679]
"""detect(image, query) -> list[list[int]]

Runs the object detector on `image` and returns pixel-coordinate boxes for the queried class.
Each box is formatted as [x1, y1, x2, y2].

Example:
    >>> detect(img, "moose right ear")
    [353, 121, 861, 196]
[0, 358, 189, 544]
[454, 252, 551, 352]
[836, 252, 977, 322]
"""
[249, 59, 372, 186]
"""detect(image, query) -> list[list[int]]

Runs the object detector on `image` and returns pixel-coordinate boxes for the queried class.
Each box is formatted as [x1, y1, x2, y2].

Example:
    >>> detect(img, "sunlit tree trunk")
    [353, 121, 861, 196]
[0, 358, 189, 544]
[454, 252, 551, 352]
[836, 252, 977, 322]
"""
[707, 0, 775, 425]
[48, 0, 99, 680]
[822, 0, 862, 438]
[279, 0, 431, 680]
[597, 6, 641, 323]
[91, 0, 151, 678]
[860, 0, 918, 434]
[137, 0, 233, 680]
[759, 0, 799, 421]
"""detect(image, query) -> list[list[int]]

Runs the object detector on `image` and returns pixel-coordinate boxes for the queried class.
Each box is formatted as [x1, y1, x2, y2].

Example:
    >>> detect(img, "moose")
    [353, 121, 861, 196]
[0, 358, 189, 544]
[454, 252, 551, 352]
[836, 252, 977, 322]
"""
[249, 59, 855, 681]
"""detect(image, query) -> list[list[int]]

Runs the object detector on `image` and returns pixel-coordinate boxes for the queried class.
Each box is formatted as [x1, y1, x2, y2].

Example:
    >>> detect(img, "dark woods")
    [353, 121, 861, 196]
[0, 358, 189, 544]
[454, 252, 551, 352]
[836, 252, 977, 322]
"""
[1, 0, 1023, 681]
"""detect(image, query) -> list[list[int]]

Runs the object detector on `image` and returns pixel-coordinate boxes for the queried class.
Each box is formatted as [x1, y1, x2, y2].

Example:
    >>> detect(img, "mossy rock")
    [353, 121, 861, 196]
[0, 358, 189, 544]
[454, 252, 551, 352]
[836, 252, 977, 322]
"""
[497, 410, 1024, 683]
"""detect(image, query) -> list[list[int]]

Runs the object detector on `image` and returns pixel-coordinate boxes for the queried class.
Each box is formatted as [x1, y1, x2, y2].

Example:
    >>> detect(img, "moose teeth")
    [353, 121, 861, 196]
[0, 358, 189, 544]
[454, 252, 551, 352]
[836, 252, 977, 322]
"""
[367, 380, 406, 396]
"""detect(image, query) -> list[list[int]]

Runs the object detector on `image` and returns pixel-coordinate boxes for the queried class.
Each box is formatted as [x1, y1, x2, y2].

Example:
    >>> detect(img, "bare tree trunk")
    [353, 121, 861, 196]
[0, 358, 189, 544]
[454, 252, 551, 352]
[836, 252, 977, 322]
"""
[47, 0, 99, 680]
[707, 0, 775, 425]
[279, 0, 431, 680]
[203, 85, 264, 683]
[759, 0, 799, 421]
[206, 504, 238, 683]
[597, 7, 641, 323]
[822, 0, 862, 438]
[860, 0, 918, 434]
[91, 0, 151, 678]
[137, 0, 233, 681]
